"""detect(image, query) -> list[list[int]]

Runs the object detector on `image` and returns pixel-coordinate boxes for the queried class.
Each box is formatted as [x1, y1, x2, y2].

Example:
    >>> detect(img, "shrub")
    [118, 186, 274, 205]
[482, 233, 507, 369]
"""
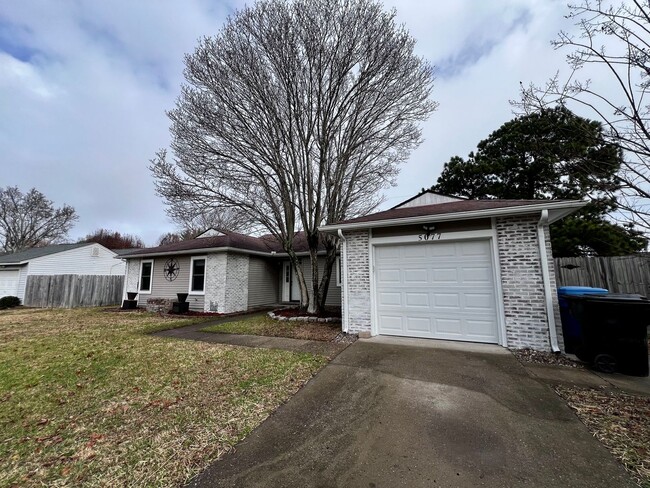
[0, 296, 21, 309]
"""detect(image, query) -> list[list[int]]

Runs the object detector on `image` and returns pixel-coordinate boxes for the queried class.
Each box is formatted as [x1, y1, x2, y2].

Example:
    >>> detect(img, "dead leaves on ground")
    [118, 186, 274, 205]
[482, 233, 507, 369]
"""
[556, 386, 650, 487]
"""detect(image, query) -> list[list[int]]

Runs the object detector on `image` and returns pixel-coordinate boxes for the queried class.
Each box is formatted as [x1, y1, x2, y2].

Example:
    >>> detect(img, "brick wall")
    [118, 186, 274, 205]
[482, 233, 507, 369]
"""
[343, 230, 371, 334]
[124, 259, 140, 297]
[204, 253, 227, 312]
[495, 215, 562, 351]
[224, 253, 249, 312]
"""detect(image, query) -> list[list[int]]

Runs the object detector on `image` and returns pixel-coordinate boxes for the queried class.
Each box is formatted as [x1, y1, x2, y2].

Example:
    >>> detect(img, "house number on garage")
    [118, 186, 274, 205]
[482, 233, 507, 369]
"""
[419, 225, 441, 241]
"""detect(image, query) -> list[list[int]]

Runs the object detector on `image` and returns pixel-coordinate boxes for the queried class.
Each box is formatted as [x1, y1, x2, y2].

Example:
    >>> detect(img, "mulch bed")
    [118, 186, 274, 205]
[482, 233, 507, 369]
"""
[555, 385, 650, 487]
[272, 307, 341, 319]
[512, 348, 586, 368]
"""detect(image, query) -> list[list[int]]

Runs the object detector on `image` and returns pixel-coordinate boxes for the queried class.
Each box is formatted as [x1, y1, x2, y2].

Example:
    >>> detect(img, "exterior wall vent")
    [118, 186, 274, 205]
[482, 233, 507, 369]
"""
[91, 246, 100, 257]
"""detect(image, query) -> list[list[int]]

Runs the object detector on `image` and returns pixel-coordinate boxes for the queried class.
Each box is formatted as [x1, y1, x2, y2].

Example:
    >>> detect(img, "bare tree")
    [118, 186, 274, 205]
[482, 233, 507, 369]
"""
[162, 193, 255, 235]
[151, 0, 436, 313]
[81, 229, 145, 249]
[157, 229, 198, 246]
[0, 186, 78, 253]
[514, 0, 650, 230]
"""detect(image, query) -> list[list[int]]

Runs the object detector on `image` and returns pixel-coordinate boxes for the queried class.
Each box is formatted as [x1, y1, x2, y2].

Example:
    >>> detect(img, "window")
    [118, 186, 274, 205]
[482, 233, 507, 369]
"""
[190, 257, 206, 293]
[139, 260, 153, 293]
[336, 256, 342, 287]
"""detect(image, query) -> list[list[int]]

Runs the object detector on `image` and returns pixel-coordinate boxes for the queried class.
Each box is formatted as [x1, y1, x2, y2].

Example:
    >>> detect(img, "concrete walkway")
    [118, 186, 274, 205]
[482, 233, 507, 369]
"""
[186, 339, 637, 488]
[153, 315, 349, 358]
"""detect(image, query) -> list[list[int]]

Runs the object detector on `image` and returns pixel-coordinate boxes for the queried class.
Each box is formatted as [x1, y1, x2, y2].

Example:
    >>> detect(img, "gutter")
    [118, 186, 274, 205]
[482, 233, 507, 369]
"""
[537, 210, 560, 353]
[319, 201, 586, 233]
[116, 246, 331, 260]
[338, 229, 350, 333]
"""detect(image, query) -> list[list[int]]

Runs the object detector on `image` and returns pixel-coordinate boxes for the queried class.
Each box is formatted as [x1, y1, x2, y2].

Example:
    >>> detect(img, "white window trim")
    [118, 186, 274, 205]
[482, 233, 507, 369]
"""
[139, 259, 154, 294]
[188, 256, 207, 295]
[335, 256, 341, 287]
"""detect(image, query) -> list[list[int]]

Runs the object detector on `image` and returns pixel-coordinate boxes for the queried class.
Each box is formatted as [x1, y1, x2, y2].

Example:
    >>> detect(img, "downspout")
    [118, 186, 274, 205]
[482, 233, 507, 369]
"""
[537, 210, 560, 353]
[338, 229, 350, 333]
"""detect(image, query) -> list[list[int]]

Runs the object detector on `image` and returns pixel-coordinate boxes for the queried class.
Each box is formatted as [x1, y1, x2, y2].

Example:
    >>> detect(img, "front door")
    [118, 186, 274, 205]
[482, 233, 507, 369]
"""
[282, 260, 302, 302]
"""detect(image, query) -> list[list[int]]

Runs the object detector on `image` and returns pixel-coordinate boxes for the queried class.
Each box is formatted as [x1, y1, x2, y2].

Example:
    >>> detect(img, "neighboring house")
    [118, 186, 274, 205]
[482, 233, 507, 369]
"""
[117, 230, 341, 313]
[319, 191, 586, 352]
[0, 243, 127, 301]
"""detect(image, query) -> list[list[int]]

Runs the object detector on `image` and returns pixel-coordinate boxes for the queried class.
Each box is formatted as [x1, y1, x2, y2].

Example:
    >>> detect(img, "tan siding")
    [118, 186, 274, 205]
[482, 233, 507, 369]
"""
[142, 256, 205, 312]
[301, 256, 341, 307]
[247, 257, 279, 308]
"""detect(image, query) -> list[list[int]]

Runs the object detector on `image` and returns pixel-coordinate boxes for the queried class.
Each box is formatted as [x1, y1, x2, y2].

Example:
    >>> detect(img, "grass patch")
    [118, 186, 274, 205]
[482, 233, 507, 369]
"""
[0, 307, 326, 487]
[555, 386, 650, 487]
[201, 314, 341, 342]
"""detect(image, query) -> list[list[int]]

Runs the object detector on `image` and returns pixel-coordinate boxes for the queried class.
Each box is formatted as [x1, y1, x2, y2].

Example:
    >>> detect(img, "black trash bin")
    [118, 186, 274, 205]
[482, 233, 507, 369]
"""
[566, 294, 650, 376]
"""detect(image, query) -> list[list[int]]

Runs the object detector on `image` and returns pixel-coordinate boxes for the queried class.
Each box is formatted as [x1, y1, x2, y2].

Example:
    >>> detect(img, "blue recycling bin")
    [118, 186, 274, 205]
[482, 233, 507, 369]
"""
[558, 286, 608, 353]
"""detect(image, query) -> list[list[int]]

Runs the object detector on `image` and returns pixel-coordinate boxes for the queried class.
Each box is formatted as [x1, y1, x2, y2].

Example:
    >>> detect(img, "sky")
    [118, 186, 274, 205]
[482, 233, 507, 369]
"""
[0, 0, 580, 246]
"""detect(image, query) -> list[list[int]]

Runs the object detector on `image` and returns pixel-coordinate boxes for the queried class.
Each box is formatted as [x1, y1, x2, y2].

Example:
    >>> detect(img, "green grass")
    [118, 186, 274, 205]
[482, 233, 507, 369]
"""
[0, 307, 326, 487]
[202, 314, 340, 341]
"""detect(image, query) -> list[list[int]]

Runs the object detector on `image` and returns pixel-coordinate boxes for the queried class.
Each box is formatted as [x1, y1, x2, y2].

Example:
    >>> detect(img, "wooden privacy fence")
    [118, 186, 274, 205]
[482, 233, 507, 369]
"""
[554, 256, 650, 296]
[24, 275, 124, 308]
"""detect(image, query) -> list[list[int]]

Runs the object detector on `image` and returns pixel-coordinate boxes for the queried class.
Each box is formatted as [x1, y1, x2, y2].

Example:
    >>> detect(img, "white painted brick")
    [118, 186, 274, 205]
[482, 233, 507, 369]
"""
[342, 230, 371, 334]
[495, 215, 563, 351]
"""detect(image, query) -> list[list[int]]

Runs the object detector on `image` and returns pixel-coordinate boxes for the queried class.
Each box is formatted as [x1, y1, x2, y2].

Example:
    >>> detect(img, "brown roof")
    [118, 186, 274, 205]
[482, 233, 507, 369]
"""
[119, 230, 321, 258]
[329, 199, 573, 226]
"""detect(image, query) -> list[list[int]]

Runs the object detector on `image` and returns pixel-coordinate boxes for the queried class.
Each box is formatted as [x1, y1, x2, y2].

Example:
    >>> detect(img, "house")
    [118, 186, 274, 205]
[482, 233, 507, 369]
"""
[319, 191, 586, 352]
[0, 243, 127, 302]
[117, 230, 341, 313]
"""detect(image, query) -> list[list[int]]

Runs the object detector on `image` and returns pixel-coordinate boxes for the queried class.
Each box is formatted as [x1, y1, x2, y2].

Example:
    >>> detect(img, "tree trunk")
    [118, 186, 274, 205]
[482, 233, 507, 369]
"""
[317, 243, 338, 312]
[307, 247, 319, 314]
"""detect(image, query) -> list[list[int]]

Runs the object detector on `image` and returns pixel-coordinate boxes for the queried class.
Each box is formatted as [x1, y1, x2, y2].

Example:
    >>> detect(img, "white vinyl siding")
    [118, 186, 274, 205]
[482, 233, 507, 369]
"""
[134, 256, 204, 312]
[248, 257, 279, 308]
[16, 265, 29, 301]
[27, 244, 125, 276]
[301, 256, 341, 307]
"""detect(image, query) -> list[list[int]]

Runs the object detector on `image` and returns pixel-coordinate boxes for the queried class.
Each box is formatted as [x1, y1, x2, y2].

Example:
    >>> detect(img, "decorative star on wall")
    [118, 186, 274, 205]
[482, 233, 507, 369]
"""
[164, 258, 180, 281]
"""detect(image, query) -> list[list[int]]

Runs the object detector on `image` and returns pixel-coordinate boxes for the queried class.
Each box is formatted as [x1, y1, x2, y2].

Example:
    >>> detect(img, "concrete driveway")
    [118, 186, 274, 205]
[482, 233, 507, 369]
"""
[188, 338, 636, 488]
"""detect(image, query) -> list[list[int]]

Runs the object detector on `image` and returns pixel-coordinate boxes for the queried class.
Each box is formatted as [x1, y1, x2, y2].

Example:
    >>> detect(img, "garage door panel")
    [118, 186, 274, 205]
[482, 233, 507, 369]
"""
[459, 241, 491, 257]
[403, 246, 427, 258]
[378, 291, 402, 306]
[405, 292, 429, 307]
[379, 315, 404, 331]
[434, 293, 460, 308]
[431, 268, 459, 282]
[377, 269, 401, 284]
[463, 293, 495, 310]
[406, 316, 431, 332]
[461, 267, 492, 283]
[404, 268, 428, 283]
[376, 246, 400, 259]
[435, 317, 463, 334]
[375, 240, 499, 344]
[428, 245, 457, 257]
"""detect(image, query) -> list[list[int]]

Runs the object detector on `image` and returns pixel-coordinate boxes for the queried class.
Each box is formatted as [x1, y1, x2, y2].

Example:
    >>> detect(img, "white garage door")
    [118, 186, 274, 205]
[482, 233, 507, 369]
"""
[0, 270, 19, 298]
[374, 239, 499, 343]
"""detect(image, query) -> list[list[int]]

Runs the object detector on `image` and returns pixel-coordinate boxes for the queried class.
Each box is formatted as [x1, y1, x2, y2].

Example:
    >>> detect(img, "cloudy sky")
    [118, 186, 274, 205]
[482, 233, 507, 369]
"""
[0, 0, 578, 245]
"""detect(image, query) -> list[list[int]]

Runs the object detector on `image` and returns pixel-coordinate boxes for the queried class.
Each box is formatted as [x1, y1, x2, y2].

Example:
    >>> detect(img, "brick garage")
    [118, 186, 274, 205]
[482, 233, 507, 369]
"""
[321, 192, 584, 352]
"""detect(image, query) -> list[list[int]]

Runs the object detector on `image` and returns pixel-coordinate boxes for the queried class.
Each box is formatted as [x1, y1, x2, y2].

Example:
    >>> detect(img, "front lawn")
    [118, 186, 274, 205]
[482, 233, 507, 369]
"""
[555, 386, 650, 487]
[0, 307, 326, 487]
[201, 314, 341, 341]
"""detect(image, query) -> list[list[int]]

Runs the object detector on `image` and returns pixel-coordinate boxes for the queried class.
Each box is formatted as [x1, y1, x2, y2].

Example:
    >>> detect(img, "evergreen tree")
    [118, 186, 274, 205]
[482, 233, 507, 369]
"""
[433, 107, 646, 256]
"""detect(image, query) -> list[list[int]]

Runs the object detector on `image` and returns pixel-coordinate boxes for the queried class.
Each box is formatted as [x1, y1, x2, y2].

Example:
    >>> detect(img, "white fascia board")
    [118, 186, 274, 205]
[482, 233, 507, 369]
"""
[118, 247, 334, 260]
[319, 201, 587, 233]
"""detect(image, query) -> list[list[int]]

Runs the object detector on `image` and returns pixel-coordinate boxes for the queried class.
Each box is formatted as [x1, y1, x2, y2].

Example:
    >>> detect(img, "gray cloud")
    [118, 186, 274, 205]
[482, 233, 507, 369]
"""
[0, 0, 584, 244]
